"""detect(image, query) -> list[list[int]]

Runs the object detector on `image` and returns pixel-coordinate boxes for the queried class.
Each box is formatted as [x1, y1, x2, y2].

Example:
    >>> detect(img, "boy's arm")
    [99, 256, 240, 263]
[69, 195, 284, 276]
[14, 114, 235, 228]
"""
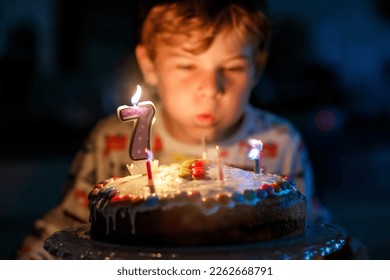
[13, 206, 86, 259]
[14, 115, 130, 259]
[291, 136, 331, 224]
[14, 128, 100, 259]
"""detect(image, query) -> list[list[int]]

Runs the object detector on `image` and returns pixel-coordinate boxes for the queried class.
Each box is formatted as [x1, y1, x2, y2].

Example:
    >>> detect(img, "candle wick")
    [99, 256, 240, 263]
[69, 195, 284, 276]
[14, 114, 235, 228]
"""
[202, 136, 208, 160]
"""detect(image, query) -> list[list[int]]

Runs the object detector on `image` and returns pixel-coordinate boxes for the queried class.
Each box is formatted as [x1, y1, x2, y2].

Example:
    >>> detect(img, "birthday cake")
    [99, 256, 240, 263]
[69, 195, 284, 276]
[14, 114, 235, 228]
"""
[88, 159, 307, 246]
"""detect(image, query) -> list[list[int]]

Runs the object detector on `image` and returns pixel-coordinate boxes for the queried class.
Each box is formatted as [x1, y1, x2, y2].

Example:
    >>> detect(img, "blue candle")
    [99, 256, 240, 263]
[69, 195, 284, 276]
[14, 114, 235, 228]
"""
[248, 139, 263, 175]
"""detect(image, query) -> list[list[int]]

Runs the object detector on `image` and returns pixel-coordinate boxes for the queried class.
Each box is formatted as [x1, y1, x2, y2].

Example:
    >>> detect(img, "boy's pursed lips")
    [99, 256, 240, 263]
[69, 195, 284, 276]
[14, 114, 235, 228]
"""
[195, 113, 216, 124]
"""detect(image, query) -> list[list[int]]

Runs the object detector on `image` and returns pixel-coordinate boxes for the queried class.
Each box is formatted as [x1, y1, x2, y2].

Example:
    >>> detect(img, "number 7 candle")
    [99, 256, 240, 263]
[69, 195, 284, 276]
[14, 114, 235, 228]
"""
[117, 85, 156, 161]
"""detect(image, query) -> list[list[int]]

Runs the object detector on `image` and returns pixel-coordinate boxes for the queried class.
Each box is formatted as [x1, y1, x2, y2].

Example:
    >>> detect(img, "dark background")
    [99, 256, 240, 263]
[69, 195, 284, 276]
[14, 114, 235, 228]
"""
[1, 0, 389, 259]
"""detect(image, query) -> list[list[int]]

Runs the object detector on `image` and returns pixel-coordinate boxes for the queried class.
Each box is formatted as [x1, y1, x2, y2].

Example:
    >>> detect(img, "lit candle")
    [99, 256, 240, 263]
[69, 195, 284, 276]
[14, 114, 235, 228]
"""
[117, 85, 156, 161]
[145, 148, 155, 193]
[216, 145, 224, 182]
[248, 139, 263, 175]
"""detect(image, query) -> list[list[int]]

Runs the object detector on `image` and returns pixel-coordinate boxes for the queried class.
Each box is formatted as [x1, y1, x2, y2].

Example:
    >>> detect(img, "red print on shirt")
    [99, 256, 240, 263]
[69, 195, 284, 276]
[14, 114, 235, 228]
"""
[238, 141, 252, 150]
[153, 135, 163, 153]
[74, 189, 89, 208]
[262, 143, 278, 158]
[220, 149, 228, 158]
[103, 135, 127, 156]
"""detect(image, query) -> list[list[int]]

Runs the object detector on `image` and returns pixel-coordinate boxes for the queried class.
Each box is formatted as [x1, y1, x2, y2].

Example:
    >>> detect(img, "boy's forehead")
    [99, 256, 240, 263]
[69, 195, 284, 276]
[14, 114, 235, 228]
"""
[156, 30, 256, 58]
[156, 34, 254, 62]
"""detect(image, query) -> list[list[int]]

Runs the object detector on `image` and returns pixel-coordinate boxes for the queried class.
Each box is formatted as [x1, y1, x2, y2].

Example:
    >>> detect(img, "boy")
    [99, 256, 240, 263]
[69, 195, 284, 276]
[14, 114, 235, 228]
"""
[15, 0, 328, 259]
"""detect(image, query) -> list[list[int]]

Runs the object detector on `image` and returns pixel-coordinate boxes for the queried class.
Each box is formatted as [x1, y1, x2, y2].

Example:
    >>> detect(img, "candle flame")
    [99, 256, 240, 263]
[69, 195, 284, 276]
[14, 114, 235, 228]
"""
[248, 138, 263, 150]
[248, 139, 263, 160]
[248, 148, 260, 160]
[145, 148, 153, 161]
[131, 85, 142, 105]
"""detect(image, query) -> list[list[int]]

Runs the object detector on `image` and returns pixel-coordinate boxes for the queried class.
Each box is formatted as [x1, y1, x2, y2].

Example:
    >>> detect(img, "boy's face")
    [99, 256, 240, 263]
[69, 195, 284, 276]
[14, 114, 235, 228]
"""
[138, 31, 263, 144]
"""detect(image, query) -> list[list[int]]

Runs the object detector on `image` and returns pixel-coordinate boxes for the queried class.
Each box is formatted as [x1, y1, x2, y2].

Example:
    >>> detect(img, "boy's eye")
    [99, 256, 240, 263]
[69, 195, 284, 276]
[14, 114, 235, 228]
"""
[225, 66, 245, 72]
[177, 64, 195, 70]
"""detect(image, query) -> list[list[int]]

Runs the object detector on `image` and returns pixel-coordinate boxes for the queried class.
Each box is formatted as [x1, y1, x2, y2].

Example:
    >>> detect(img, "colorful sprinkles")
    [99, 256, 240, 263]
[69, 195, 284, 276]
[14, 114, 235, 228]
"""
[88, 161, 297, 213]
[178, 159, 209, 180]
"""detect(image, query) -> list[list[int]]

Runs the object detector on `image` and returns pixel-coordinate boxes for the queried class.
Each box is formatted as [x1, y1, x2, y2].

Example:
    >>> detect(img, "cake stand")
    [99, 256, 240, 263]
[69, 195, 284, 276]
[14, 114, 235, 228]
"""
[43, 223, 346, 260]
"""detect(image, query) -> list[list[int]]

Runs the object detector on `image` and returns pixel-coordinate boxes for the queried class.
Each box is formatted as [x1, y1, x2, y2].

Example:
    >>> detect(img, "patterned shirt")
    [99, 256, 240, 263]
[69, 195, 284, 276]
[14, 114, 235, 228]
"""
[15, 104, 325, 259]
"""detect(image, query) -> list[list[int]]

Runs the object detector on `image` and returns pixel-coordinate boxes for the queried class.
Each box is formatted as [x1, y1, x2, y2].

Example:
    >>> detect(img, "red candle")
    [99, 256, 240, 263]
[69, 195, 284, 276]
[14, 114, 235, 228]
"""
[117, 85, 156, 161]
[145, 148, 155, 193]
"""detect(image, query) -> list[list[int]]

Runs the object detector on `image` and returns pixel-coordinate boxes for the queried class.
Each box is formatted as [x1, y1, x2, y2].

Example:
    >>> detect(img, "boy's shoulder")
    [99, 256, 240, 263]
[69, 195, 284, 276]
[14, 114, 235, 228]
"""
[95, 113, 120, 125]
[91, 114, 132, 134]
[247, 105, 299, 134]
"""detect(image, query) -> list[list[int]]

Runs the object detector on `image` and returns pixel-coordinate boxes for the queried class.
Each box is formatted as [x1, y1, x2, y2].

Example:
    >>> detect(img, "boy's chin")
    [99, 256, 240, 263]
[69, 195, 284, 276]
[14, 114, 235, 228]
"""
[191, 129, 222, 144]
[193, 122, 242, 143]
[181, 129, 219, 144]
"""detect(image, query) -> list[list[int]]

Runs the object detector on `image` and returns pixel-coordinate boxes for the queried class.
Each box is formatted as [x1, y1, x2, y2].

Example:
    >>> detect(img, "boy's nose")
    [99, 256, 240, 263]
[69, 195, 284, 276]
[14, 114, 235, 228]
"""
[197, 69, 224, 98]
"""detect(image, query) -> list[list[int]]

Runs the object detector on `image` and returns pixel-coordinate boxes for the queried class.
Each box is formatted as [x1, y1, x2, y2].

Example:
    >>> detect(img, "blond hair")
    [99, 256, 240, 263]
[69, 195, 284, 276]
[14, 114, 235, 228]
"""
[140, 1, 272, 60]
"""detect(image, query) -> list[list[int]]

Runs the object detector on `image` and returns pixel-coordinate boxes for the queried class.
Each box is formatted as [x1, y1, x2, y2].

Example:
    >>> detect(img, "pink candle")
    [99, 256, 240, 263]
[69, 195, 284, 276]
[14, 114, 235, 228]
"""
[201, 136, 208, 160]
[216, 145, 224, 182]
[145, 148, 155, 193]
[117, 85, 156, 161]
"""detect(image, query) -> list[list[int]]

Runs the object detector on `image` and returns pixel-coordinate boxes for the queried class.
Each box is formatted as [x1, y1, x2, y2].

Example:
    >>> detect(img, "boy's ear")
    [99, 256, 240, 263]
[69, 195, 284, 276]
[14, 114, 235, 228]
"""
[253, 51, 268, 85]
[255, 51, 268, 75]
[135, 45, 158, 86]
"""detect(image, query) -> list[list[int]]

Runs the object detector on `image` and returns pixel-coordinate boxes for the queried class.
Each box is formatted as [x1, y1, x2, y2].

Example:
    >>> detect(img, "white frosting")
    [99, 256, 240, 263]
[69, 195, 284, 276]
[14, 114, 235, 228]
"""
[91, 162, 295, 235]
[106, 163, 284, 197]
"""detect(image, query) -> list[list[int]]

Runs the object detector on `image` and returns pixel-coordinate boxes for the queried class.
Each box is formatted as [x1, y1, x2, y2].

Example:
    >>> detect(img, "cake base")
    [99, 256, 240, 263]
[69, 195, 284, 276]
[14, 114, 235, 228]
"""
[90, 191, 306, 246]
[44, 223, 346, 260]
